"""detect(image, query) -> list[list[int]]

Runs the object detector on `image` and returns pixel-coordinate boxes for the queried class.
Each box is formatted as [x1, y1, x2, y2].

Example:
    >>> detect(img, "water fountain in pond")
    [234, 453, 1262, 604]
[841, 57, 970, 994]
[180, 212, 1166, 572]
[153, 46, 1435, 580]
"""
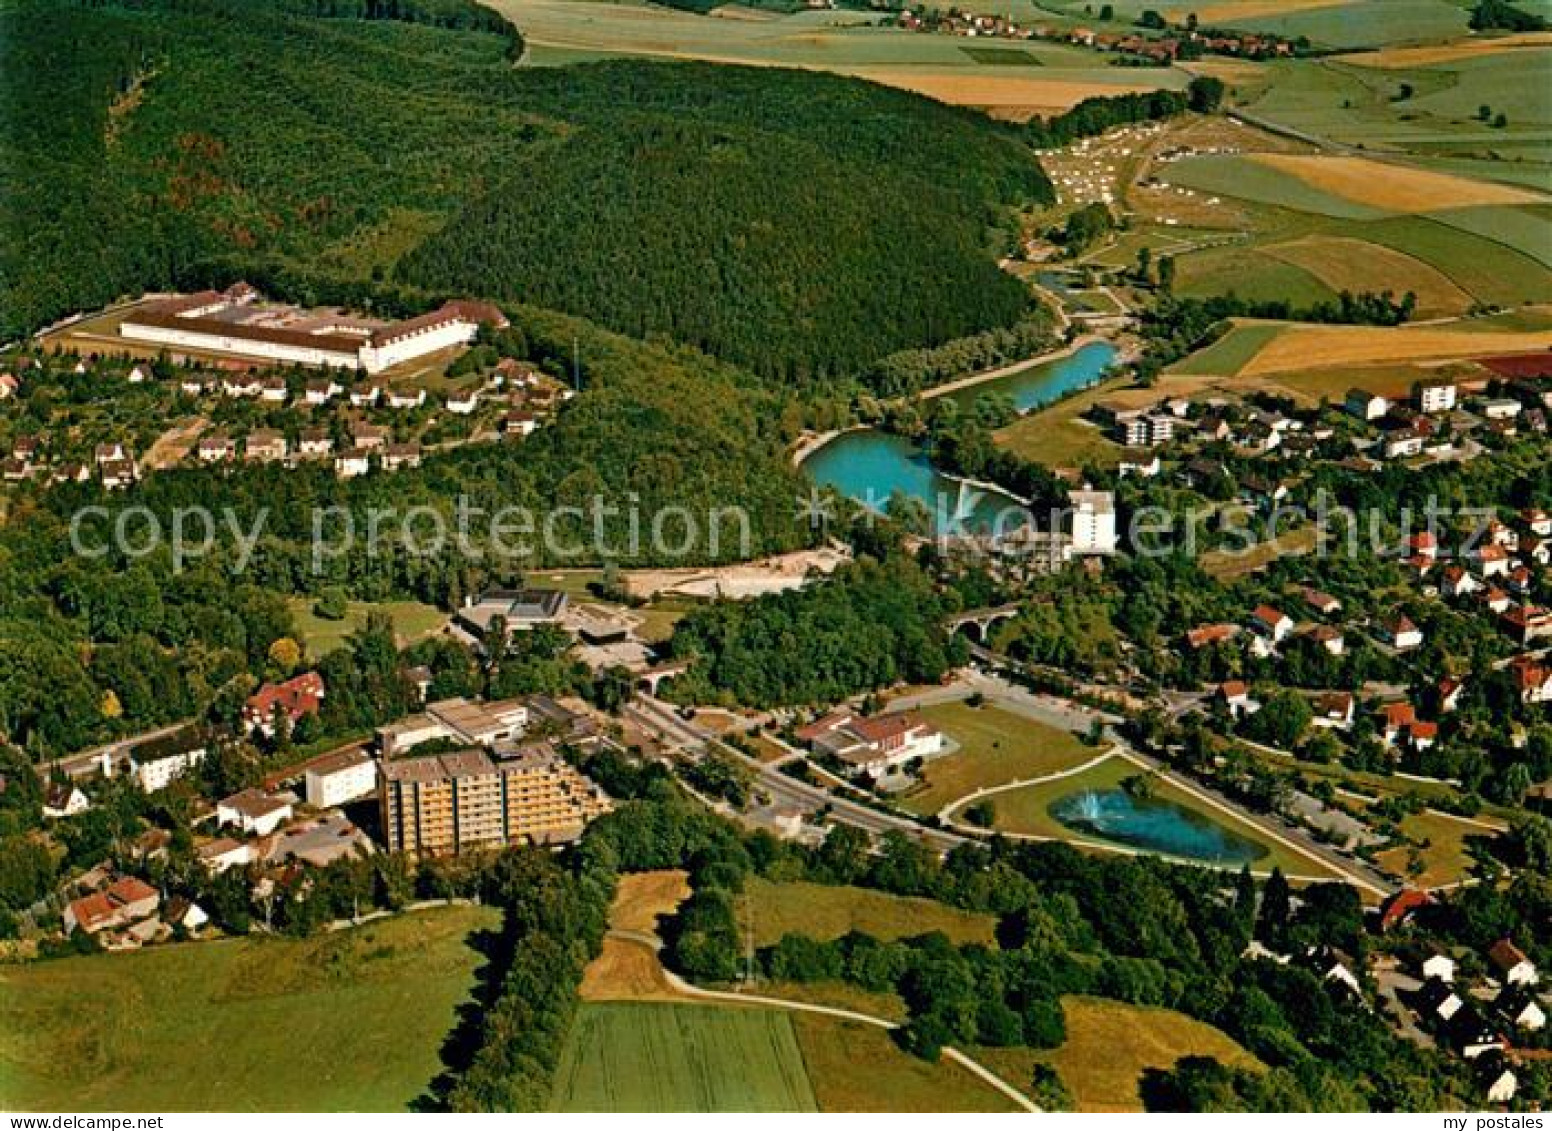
[1071, 790, 1113, 826]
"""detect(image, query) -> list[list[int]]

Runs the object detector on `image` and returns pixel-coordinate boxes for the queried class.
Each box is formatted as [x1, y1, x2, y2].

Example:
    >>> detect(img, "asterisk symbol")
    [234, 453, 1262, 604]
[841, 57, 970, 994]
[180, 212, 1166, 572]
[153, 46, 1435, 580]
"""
[858, 487, 890, 527]
[794, 487, 835, 531]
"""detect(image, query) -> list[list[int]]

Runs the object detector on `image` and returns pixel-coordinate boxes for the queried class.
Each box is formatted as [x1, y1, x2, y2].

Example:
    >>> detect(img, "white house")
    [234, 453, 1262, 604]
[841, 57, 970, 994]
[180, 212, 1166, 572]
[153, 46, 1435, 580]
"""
[197, 837, 256, 874]
[1421, 954, 1456, 983]
[217, 789, 294, 836]
[1251, 604, 1294, 644]
[1498, 989, 1546, 1032]
[1345, 388, 1388, 422]
[305, 748, 378, 809]
[383, 388, 425, 410]
[1416, 380, 1457, 414]
[164, 895, 210, 935]
[1217, 681, 1258, 719]
[1482, 1063, 1517, 1105]
[131, 737, 208, 792]
[796, 710, 945, 780]
[1490, 939, 1539, 987]
[42, 783, 90, 820]
[1378, 613, 1424, 651]
[446, 390, 480, 415]
[335, 448, 371, 479]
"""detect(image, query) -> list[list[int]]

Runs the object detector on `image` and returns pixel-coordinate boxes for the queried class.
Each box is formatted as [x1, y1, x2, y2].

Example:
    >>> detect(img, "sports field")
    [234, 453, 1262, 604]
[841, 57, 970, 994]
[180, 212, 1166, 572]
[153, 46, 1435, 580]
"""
[550, 1002, 819, 1111]
[901, 700, 1100, 815]
[0, 906, 498, 1112]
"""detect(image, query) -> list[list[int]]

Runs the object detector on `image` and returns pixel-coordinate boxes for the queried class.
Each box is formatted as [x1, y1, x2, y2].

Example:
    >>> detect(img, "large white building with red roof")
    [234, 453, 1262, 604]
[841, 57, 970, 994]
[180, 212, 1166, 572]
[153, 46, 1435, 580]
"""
[796, 710, 945, 779]
[119, 286, 507, 373]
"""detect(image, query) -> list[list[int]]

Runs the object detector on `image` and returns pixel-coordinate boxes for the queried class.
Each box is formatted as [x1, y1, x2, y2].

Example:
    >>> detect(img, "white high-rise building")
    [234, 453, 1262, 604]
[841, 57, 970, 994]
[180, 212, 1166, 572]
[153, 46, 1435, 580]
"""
[1068, 489, 1117, 555]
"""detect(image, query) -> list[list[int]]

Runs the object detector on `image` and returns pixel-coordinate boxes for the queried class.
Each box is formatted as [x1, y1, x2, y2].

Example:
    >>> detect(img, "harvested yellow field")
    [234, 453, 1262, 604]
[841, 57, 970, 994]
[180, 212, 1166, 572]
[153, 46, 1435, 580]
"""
[1342, 32, 1552, 69]
[851, 71, 1157, 115]
[1249, 154, 1547, 211]
[1240, 324, 1552, 376]
[579, 937, 688, 1002]
[610, 869, 691, 935]
[1262, 235, 1474, 318]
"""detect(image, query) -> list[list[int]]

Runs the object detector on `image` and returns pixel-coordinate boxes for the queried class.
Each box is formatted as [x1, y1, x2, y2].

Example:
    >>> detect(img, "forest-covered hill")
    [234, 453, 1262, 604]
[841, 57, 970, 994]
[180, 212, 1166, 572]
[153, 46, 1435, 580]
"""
[0, 0, 1051, 380]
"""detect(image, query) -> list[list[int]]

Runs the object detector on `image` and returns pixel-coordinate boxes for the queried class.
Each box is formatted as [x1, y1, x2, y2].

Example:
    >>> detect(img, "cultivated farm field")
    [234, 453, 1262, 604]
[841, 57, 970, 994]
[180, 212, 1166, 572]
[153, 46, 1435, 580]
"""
[493, 0, 1189, 116]
[550, 1002, 819, 1111]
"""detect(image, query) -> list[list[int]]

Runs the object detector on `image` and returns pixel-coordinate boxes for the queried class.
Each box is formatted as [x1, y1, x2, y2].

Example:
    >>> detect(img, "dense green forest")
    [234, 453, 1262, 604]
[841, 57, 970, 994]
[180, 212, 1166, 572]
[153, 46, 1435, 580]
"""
[1, 0, 1050, 380]
[0, 306, 812, 755]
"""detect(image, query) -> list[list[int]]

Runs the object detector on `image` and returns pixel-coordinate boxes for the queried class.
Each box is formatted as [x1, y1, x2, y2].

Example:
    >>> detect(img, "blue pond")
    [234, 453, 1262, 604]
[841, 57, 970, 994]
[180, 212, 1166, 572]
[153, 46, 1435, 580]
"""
[799, 430, 1031, 535]
[1049, 788, 1269, 866]
[801, 340, 1118, 534]
[936, 339, 1118, 414]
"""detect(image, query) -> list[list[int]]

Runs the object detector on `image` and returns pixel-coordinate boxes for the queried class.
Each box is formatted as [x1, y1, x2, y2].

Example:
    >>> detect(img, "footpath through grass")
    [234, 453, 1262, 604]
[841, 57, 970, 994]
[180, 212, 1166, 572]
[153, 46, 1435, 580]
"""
[0, 905, 498, 1112]
[901, 701, 1097, 815]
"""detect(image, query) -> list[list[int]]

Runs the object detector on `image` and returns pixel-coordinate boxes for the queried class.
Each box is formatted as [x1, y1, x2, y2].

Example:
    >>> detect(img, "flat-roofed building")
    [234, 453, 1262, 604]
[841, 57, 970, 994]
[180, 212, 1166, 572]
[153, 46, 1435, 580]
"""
[305, 747, 378, 808]
[379, 745, 610, 855]
[375, 696, 529, 757]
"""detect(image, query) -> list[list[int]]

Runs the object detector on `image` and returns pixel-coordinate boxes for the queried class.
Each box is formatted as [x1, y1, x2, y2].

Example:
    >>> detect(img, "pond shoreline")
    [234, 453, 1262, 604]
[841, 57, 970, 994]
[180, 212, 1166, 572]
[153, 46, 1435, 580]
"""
[913, 332, 1108, 403]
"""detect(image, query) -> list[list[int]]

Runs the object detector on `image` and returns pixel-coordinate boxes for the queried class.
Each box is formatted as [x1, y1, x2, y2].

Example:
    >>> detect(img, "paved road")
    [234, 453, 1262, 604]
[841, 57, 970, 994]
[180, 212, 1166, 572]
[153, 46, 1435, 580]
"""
[934, 664, 1396, 896]
[626, 695, 967, 853]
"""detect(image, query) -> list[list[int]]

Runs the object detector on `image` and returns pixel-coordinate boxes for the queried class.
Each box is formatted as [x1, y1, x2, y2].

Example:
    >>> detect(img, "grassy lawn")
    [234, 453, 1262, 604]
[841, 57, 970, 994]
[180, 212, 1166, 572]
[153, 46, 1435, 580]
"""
[1200, 523, 1319, 581]
[550, 1002, 818, 1112]
[976, 995, 1263, 1112]
[986, 755, 1340, 878]
[0, 905, 498, 1112]
[1374, 809, 1505, 889]
[993, 375, 1132, 469]
[744, 878, 997, 948]
[900, 701, 1098, 816]
[286, 597, 447, 656]
[1168, 322, 1287, 377]
[793, 1013, 1020, 1112]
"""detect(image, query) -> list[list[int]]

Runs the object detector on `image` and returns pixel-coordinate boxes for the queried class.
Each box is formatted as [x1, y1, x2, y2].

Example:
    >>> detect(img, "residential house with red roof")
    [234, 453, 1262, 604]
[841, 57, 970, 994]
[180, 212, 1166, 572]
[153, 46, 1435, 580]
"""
[243, 672, 325, 738]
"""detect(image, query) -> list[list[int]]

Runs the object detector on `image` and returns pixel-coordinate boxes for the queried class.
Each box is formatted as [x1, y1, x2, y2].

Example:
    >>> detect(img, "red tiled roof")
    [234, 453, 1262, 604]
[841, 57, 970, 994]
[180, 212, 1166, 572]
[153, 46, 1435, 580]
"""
[245, 672, 324, 723]
[107, 876, 157, 905]
[1186, 624, 1237, 648]
[1379, 888, 1431, 930]
[67, 892, 118, 931]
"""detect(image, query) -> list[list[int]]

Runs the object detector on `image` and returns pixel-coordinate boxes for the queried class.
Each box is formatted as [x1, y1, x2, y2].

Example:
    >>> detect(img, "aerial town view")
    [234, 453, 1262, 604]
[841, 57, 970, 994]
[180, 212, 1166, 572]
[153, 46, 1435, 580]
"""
[1, 0, 1550, 1119]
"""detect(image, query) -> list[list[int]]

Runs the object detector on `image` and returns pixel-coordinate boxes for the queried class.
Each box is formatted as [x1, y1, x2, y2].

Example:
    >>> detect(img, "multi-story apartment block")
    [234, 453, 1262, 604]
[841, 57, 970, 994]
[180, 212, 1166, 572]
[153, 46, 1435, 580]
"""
[379, 743, 610, 855]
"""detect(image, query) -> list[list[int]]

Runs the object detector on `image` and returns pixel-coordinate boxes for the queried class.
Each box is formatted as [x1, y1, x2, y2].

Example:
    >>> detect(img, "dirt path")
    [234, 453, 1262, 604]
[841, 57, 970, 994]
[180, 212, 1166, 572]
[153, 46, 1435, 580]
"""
[595, 925, 1040, 1111]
